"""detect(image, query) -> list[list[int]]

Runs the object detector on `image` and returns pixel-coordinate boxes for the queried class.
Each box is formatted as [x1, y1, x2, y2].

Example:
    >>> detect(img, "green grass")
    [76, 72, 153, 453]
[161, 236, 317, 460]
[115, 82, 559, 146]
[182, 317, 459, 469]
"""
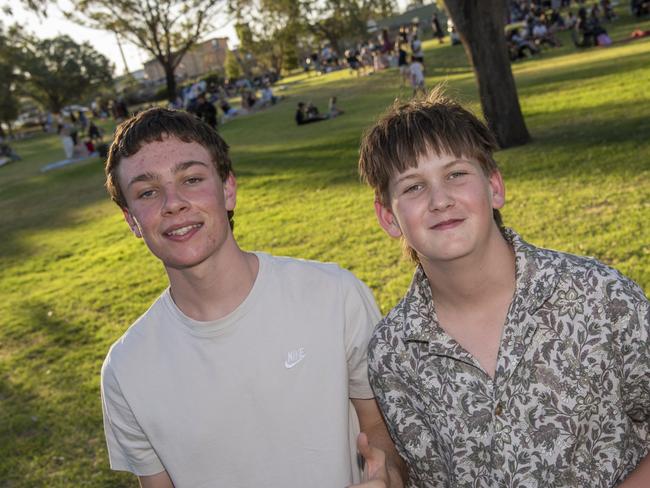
[1, 10, 649, 486]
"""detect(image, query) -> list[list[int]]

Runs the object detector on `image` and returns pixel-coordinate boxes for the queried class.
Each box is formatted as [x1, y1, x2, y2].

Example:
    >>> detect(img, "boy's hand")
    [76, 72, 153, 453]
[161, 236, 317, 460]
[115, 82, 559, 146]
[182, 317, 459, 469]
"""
[348, 432, 391, 488]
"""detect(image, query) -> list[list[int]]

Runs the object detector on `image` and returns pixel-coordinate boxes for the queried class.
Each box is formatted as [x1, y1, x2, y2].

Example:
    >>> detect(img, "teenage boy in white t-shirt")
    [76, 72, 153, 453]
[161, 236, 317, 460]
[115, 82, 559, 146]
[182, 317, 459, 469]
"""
[358, 89, 650, 487]
[101, 108, 405, 488]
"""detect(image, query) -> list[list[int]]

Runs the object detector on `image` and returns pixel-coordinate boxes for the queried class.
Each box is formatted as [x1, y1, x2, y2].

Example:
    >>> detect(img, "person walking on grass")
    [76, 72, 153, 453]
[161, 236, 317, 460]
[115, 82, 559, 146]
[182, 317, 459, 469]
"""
[101, 107, 405, 488]
[409, 56, 426, 96]
[358, 88, 650, 487]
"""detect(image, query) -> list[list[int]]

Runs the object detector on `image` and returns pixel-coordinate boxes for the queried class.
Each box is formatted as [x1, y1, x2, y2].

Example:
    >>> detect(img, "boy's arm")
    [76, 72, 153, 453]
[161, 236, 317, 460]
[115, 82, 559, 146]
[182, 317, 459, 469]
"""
[350, 398, 407, 488]
[618, 454, 650, 487]
[139, 471, 174, 488]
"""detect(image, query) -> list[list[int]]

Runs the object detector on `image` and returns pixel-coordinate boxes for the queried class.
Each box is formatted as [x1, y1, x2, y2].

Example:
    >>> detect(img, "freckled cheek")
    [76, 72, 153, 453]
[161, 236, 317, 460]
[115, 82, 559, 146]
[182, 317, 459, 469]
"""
[133, 208, 161, 231]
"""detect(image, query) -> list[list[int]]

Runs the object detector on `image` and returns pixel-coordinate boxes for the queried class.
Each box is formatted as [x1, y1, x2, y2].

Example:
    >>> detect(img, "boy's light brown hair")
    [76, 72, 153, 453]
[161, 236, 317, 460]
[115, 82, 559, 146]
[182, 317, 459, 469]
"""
[105, 107, 235, 229]
[358, 88, 504, 260]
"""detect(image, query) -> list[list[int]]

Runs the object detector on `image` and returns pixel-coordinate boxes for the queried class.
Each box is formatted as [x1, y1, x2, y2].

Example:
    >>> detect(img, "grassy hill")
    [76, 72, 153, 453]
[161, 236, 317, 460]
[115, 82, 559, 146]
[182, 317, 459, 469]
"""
[1, 10, 649, 486]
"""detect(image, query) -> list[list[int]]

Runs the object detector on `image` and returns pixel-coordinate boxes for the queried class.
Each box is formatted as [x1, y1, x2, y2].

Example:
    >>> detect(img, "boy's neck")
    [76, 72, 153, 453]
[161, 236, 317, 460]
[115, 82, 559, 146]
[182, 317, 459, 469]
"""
[421, 229, 516, 310]
[420, 229, 516, 378]
[166, 244, 259, 322]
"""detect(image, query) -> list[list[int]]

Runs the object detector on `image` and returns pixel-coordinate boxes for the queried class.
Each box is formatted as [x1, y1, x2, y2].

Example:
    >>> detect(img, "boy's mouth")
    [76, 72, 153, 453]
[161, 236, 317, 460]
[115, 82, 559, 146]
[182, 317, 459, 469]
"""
[432, 219, 463, 230]
[164, 223, 202, 237]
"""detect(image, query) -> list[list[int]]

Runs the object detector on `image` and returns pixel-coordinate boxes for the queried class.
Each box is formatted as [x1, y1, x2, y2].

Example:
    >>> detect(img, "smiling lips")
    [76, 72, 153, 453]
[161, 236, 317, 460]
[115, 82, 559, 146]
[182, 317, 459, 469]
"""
[432, 218, 464, 231]
[164, 223, 202, 238]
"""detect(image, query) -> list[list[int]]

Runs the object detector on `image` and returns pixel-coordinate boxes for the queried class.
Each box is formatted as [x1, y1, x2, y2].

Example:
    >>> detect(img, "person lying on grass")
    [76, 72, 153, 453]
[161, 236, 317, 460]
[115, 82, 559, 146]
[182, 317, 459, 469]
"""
[358, 88, 650, 487]
[101, 107, 405, 488]
[295, 101, 329, 125]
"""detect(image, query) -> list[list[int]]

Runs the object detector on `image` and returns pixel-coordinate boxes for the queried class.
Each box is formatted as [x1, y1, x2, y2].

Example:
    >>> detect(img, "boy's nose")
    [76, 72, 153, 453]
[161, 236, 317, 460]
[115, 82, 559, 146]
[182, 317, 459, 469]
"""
[161, 188, 190, 215]
[428, 186, 454, 212]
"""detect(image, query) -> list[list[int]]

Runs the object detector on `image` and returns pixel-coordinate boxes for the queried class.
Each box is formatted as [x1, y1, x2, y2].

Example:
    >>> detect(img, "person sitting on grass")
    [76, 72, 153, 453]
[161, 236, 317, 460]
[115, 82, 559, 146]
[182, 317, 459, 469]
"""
[345, 49, 361, 76]
[259, 84, 277, 107]
[531, 17, 561, 48]
[507, 28, 540, 60]
[574, 6, 609, 47]
[219, 98, 238, 121]
[88, 121, 103, 142]
[328, 96, 344, 118]
[194, 94, 218, 130]
[358, 88, 650, 487]
[0, 140, 20, 167]
[295, 101, 328, 125]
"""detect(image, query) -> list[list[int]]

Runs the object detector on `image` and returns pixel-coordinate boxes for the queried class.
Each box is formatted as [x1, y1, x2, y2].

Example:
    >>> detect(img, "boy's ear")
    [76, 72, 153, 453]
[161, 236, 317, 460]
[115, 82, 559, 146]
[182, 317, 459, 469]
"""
[489, 170, 506, 210]
[122, 207, 143, 238]
[223, 172, 237, 212]
[375, 200, 402, 238]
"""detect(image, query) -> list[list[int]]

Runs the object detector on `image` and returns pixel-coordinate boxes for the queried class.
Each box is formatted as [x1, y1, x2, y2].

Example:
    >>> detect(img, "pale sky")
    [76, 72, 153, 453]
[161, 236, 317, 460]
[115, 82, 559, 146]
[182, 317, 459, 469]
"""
[3, 0, 238, 76]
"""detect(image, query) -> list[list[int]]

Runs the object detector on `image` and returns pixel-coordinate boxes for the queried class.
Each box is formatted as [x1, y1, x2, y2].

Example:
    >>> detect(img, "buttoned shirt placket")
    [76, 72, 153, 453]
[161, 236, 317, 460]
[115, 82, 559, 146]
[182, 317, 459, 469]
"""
[400, 234, 559, 486]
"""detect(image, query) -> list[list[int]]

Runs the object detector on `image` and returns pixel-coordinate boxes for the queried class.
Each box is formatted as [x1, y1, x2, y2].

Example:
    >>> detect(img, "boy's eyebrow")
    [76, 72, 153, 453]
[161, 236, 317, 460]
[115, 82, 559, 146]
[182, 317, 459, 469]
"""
[127, 172, 158, 188]
[127, 160, 209, 189]
[173, 160, 209, 173]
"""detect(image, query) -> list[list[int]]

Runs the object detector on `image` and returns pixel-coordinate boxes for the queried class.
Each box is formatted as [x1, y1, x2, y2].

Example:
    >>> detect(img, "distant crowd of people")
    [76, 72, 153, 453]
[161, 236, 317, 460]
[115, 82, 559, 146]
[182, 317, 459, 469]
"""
[171, 74, 283, 130]
[56, 110, 105, 160]
[7, 0, 647, 164]
[506, 0, 626, 57]
[302, 17, 449, 98]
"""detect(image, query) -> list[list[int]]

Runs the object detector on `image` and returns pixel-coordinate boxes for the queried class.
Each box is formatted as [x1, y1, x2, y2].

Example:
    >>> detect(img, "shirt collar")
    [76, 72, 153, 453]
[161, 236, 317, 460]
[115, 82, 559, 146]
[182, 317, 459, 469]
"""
[401, 228, 559, 342]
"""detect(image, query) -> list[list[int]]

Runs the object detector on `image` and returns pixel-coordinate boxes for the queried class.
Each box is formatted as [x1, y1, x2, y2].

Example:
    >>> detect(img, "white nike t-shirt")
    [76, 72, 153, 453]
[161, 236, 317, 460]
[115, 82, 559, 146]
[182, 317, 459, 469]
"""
[101, 253, 380, 487]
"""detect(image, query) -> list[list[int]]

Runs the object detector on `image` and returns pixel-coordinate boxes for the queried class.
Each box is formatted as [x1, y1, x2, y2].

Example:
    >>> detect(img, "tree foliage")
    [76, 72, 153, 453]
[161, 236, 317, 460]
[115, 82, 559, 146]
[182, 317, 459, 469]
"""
[306, 0, 392, 53]
[225, 48, 242, 79]
[17, 34, 113, 113]
[0, 25, 22, 128]
[231, 0, 303, 75]
[70, 0, 225, 102]
[230, 0, 393, 72]
[2, 0, 48, 17]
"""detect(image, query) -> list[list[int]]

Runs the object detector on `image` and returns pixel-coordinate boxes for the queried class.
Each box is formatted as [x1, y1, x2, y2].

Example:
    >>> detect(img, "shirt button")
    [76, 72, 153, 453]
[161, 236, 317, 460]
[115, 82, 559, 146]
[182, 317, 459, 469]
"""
[494, 402, 504, 416]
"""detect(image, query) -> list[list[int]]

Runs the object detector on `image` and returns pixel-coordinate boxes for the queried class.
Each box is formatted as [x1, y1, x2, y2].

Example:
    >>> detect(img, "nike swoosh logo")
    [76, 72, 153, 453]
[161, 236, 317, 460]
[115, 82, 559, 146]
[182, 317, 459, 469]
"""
[285, 348, 306, 368]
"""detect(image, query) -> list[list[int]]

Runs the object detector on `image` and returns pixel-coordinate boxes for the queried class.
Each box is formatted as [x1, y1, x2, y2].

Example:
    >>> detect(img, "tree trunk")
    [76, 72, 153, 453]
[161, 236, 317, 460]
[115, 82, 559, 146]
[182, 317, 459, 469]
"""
[445, 0, 530, 148]
[163, 62, 178, 103]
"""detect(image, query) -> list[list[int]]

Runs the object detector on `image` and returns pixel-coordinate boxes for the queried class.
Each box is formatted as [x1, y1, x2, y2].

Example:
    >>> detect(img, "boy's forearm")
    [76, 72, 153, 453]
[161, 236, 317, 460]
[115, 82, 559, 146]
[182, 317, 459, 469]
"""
[364, 421, 406, 488]
[619, 453, 650, 487]
[351, 398, 407, 487]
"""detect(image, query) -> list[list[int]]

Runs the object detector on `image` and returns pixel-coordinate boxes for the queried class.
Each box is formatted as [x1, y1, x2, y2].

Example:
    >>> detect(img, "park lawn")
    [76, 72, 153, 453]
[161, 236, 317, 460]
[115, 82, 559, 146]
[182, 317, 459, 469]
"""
[1, 10, 649, 486]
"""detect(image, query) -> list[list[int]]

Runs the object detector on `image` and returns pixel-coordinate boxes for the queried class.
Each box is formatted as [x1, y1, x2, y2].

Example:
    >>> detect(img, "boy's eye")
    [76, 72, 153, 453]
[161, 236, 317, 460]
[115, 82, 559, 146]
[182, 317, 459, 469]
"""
[185, 176, 203, 185]
[404, 183, 423, 194]
[449, 171, 468, 179]
[138, 189, 156, 199]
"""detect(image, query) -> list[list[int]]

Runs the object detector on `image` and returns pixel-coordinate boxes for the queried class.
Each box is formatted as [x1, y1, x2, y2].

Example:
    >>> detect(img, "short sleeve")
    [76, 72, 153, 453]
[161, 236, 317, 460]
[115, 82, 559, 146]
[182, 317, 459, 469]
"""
[101, 357, 165, 476]
[367, 324, 429, 487]
[342, 273, 381, 399]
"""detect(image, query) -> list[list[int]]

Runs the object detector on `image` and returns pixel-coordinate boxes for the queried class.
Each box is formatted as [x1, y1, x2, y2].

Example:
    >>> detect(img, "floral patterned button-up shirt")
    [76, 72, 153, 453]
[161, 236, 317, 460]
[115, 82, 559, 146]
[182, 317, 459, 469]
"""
[368, 230, 650, 487]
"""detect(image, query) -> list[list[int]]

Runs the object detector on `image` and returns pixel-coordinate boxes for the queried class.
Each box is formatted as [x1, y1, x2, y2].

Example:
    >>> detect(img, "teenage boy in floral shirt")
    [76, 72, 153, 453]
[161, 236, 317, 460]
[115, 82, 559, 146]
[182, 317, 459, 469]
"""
[358, 89, 650, 487]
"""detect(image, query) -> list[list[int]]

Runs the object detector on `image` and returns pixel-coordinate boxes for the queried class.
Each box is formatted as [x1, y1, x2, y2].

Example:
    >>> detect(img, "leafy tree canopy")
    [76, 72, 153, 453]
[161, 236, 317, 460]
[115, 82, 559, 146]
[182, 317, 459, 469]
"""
[0, 24, 22, 126]
[69, 0, 225, 101]
[17, 33, 113, 113]
[230, 0, 394, 73]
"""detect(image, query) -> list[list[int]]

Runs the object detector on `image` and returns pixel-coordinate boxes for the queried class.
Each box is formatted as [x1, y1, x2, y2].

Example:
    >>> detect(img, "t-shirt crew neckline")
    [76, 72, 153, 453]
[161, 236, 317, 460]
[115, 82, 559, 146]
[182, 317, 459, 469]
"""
[161, 252, 269, 338]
